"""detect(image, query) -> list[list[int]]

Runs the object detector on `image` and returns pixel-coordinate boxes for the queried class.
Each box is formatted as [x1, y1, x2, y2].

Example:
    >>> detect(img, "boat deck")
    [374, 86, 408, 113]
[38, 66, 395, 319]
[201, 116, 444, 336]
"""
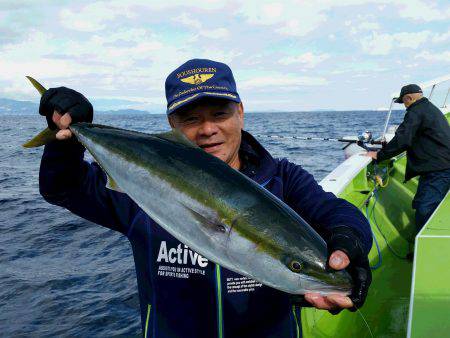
[302, 113, 449, 337]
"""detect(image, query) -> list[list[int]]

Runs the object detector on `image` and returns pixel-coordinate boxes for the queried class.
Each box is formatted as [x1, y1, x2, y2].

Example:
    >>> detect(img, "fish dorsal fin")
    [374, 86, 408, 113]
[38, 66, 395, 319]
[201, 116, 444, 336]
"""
[105, 173, 123, 193]
[154, 129, 198, 148]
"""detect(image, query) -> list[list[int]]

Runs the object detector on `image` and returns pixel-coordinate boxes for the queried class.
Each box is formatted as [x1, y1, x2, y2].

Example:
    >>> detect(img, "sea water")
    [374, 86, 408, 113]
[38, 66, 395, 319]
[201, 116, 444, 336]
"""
[0, 111, 404, 336]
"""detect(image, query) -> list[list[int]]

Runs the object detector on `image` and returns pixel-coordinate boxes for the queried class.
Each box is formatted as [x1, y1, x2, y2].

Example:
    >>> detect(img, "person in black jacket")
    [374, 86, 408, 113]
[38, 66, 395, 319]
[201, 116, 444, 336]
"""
[366, 84, 450, 229]
[39, 59, 373, 337]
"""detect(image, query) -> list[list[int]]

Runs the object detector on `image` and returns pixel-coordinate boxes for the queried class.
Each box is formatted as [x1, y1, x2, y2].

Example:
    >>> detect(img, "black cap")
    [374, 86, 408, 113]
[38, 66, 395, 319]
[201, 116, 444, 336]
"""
[394, 84, 423, 103]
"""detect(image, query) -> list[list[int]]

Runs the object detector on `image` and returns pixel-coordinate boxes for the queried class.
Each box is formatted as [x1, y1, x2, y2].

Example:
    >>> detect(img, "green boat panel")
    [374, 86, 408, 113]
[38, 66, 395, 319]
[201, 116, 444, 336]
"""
[408, 190, 450, 337]
[302, 111, 449, 337]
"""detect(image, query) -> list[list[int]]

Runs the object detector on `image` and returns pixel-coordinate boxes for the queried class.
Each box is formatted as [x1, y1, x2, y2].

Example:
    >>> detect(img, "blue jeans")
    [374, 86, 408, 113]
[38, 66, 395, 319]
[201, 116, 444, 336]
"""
[412, 168, 450, 230]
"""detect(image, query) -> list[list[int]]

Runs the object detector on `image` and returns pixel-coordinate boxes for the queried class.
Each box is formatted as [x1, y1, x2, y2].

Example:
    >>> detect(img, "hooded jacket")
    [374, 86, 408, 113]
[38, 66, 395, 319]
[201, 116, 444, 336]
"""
[39, 130, 372, 338]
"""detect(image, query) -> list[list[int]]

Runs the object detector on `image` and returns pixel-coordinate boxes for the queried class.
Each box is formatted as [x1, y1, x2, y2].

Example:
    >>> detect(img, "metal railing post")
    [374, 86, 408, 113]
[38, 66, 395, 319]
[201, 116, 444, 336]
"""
[428, 84, 436, 100]
[442, 88, 450, 108]
[381, 98, 396, 142]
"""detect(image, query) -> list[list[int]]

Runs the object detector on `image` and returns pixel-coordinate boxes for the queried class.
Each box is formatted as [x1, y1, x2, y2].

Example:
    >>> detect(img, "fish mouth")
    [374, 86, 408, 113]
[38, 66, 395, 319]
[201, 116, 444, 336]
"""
[296, 275, 352, 296]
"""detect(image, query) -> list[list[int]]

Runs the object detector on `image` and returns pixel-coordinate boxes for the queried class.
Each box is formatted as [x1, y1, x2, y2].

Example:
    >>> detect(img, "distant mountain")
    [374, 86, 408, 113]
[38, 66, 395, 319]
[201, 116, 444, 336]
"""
[0, 97, 406, 115]
[0, 98, 39, 115]
[100, 108, 159, 115]
[0, 98, 158, 115]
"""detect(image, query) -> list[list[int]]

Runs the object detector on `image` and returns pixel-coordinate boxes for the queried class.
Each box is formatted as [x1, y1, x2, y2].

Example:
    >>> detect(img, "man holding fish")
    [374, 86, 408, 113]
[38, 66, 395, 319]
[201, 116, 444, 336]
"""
[35, 59, 372, 337]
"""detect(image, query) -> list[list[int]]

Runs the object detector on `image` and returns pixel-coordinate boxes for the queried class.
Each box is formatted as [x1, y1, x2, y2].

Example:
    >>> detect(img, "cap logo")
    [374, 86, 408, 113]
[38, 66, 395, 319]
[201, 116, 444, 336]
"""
[180, 73, 214, 85]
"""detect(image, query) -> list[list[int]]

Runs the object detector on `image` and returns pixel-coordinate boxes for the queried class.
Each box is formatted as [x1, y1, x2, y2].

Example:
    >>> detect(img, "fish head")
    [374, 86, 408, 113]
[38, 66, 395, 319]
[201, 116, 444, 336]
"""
[277, 248, 354, 295]
[224, 211, 354, 296]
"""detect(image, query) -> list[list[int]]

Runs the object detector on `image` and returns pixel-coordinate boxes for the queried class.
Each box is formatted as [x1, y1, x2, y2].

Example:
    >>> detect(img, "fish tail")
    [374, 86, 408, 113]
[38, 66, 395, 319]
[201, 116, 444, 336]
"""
[26, 76, 47, 95]
[23, 127, 58, 148]
[22, 76, 56, 148]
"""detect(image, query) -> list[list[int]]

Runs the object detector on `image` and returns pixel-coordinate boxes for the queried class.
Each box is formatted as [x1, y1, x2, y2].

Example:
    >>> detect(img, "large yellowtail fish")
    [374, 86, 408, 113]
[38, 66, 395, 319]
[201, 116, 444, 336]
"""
[24, 77, 353, 295]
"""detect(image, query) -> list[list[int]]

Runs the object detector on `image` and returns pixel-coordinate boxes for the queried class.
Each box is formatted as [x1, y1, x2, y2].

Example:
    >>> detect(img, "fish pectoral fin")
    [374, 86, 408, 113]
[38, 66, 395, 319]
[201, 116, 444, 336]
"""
[153, 129, 198, 148]
[181, 204, 227, 233]
[105, 174, 123, 193]
[23, 128, 58, 148]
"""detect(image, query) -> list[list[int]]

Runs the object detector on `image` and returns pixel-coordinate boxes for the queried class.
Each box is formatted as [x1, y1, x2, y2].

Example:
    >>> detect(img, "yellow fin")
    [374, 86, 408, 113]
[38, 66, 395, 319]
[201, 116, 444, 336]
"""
[22, 76, 51, 147]
[26, 76, 47, 95]
[22, 128, 58, 148]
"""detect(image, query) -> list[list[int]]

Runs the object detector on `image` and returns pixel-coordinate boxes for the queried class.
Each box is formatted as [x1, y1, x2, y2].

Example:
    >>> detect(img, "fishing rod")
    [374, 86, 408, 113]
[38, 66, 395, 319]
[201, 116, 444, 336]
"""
[255, 134, 384, 144]
[254, 134, 353, 142]
[254, 131, 385, 150]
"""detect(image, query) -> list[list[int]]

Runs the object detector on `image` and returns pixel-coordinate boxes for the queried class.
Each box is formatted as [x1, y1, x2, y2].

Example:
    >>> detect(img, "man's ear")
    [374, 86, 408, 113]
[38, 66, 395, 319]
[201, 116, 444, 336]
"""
[168, 115, 175, 128]
[238, 102, 244, 128]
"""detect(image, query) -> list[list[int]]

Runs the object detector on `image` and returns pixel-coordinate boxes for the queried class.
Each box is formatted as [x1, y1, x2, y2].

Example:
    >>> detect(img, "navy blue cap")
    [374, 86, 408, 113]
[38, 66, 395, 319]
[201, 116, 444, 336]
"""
[394, 84, 423, 103]
[165, 59, 241, 115]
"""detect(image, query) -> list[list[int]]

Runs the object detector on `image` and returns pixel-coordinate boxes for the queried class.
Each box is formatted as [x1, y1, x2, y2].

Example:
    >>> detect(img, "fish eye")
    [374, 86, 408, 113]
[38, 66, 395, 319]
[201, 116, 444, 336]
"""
[216, 224, 227, 233]
[289, 260, 303, 273]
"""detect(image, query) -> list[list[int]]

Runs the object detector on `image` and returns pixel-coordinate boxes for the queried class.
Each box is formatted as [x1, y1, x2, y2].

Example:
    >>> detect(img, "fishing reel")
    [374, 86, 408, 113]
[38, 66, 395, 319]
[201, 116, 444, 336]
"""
[358, 130, 373, 143]
[356, 130, 383, 151]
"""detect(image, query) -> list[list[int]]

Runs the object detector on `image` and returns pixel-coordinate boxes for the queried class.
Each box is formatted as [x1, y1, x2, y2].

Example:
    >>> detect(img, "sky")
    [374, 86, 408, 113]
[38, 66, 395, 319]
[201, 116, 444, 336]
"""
[0, 0, 449, 112]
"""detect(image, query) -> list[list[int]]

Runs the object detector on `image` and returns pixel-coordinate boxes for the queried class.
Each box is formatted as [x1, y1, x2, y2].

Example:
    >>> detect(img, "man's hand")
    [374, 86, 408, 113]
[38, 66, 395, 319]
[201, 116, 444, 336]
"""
[305, 226, 372, 314]
[304, 250, 353, 310]
[53, 112, 73, 140]
[39, 86, 93, 140]
[364, 151, 378, 160]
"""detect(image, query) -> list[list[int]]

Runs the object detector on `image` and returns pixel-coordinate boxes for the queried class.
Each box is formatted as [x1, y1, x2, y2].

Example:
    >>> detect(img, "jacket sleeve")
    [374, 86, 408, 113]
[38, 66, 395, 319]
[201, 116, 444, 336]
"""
[282, 160, 372, 254]
[377, 109, 423, 162]
[39, 140, 140, 235]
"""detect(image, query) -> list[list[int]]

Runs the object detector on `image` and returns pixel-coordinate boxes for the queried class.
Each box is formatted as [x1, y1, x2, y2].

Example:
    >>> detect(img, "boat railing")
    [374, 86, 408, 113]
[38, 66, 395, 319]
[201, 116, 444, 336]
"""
[382, 74, 450, 140]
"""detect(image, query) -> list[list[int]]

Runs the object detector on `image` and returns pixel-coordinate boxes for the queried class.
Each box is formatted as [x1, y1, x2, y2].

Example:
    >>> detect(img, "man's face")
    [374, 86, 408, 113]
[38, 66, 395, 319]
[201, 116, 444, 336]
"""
[402, 95, 414, 108]
[169, 99, 244, 169]
[402, 93, 422, 108]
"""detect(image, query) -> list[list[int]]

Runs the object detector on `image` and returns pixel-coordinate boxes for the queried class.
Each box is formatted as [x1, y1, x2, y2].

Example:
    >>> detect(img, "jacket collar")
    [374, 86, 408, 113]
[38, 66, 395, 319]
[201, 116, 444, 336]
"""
[407, 97, 427, 111]
[239, 130, 277, 185]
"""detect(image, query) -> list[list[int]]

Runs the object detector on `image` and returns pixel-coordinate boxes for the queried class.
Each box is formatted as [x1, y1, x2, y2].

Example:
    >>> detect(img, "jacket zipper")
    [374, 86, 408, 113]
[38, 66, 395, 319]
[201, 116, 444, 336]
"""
[215, 264, 224, 338]
[292, 304, 300, 338]
[144, 304, 152, 338]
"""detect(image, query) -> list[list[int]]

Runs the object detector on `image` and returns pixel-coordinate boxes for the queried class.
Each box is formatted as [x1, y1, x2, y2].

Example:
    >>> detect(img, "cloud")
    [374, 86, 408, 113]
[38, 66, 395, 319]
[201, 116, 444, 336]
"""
[200, 28, 229, 39]
[173, 13, 229, 40]
[360, 33, 393, 55]
[240, 74, 328, 90]
[239, 1, 327, 37]
[357, 21, 380, 31]
[415, 50, 450, 63]
[1, 0, 449, 110]
[196, 49, 241, 64]
[173, 13, 202, 30]
[432, 31, 450, 43]
[276, 16, 327, 37]
[395, 0, 450, 22]
[278, 52, 330, 68]
[59, 2, 135, 32]
[360, 31, 431, 55]
[347, 16, 380, 36]
[240, 0, 450, 40]
[239, 2, 285, 25]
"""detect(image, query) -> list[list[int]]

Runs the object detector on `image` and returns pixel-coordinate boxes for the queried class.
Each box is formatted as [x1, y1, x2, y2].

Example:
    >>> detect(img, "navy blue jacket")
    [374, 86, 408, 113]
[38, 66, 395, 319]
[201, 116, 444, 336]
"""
[39, 130, 372, 338]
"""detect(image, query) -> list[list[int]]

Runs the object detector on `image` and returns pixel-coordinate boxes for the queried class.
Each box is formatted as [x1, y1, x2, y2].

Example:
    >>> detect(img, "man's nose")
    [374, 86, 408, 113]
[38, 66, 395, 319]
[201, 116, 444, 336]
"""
[199, 120, 219, 136]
